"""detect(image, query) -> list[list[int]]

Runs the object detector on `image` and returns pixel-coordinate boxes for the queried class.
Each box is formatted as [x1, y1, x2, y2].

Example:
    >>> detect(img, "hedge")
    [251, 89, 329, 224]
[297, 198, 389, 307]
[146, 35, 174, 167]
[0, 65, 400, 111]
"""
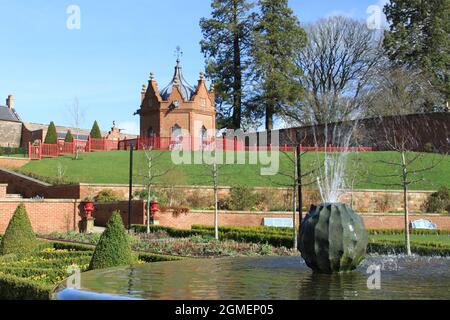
[0, 274, 54, 300]
[137, 252, 183, 263]
[367, 240, 450, 257]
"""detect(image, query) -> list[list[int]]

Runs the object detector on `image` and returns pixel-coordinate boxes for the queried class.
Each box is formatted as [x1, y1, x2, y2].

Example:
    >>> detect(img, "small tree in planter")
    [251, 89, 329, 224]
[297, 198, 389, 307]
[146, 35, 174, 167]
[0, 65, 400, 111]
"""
[89, 211, 135, 270]
[0, 204, 37, 257]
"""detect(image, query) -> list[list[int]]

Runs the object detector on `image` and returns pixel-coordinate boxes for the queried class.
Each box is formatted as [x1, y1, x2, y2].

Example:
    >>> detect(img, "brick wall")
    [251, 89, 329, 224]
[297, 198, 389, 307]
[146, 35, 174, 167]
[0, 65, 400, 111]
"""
[94, 201, 145, 227]
[0, 168, 437, 213]
[0, 157, 30, 169]
[0, 199, 83, 234]
[157, 210, 450, 231]
[0, 184, 6, 198]
[0, 120, 22, 148]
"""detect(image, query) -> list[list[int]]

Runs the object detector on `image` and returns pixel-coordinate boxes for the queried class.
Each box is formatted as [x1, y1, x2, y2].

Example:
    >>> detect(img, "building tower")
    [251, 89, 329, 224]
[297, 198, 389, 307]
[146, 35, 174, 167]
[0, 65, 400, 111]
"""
[135, 59, 216, 147]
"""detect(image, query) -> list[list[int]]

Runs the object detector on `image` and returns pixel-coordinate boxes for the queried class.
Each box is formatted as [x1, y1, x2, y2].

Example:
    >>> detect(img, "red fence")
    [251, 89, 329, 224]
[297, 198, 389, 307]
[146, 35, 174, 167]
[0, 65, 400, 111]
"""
[28, 137, 374, 160]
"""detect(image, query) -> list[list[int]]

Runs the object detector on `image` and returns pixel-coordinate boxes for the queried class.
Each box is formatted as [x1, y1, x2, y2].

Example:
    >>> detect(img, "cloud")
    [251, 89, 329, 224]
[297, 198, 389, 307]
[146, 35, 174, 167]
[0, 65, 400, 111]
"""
[117, 121, 140, 135]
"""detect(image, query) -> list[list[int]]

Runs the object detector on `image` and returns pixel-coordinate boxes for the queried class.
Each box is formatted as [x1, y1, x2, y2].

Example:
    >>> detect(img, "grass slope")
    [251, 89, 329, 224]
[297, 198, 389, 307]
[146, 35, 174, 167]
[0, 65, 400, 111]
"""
[18, 151, 450, 190]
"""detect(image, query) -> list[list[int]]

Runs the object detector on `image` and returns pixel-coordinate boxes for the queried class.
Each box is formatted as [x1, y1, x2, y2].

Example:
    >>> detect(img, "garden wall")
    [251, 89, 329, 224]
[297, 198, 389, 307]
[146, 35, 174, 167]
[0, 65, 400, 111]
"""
[0, 199, 82, 234]
[157, 211, 450, 231]
[0, 168, 436, 213]
[93, 201, 146, 227]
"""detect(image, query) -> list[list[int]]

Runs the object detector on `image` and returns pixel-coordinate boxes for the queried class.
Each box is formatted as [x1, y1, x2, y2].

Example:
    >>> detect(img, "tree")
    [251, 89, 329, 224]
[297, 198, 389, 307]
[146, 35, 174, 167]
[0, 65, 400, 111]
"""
[136, 145, 172, 234]
[64, 130, 74, 143]
[0, 204, 37, 257]
[367, 65, 443, 117]
[44, 121, 58, 144]
[67, 98, 85, 160]
[369, 116, 445, 256]
[383, 0, 450, 103]
[290, 16, 381, 126]
[200, 0, 256, 129]
[90, 121, 102, 139]
[250, 0, 306, 130]
[89, 211, 134, 270]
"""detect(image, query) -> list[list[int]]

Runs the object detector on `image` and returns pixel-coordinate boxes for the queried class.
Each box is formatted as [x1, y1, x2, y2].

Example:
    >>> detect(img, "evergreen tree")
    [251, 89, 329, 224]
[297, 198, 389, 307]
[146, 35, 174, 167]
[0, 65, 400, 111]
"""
[90, 121, 102, 139]
[44, 121, 58, 144]
[383, 0, 450, 102]
[89, 211, 134, 270]
[64, 130, 74, 143]
[200, 0, 256, 129]
[0, 204, 37, 257]
[250, 0, 306, 130]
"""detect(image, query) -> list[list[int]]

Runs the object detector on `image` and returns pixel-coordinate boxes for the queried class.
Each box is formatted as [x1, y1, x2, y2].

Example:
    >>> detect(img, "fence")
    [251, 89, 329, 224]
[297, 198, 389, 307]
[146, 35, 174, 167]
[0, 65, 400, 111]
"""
[28, 136, 375, 160]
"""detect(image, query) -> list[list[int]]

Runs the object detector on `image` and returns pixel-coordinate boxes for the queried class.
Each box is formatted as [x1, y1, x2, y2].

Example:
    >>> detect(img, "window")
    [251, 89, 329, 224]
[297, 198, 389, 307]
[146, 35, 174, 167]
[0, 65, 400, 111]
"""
[147, 127, 154, 139]
[172, 124, 182, 139]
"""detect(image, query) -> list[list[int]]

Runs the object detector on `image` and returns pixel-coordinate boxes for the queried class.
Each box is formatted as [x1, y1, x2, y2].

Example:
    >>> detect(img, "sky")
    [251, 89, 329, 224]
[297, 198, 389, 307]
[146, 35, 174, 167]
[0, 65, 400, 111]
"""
[0, 0, 388, 134]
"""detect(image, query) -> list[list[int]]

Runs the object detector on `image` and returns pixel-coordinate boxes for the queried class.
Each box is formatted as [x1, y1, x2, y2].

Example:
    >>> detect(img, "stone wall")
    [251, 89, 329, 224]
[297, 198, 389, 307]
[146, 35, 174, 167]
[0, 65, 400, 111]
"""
[0, 184, 6, 198]
[0, 120, 22, 148]
[0, 157, 30, 169]
[0, 199, 83, 234]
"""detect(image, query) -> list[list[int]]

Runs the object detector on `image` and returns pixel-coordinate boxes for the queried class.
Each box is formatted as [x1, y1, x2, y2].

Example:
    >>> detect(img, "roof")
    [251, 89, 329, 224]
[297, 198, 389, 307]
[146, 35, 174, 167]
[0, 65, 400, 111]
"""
[159, 59, 196, 101]
[0, 106, 21, 122]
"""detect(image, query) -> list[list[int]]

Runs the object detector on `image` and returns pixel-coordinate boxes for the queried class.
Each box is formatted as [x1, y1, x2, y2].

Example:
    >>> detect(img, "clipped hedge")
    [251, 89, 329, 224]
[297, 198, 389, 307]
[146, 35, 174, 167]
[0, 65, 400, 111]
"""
[89, 211, 135, 270]
[192, 225, 293, 236]
[137, 252, 183, 263]
[368, 229, 450, 236]
[368, 240, 450, 257]
[0, 274, 54, 300]
[0, 204, 37, 257]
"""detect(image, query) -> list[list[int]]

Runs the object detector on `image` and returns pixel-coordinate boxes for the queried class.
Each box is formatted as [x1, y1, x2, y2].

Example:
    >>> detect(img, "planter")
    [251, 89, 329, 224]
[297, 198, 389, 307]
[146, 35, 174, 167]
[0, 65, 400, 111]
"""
[299, 203, 368, 274]
[83, 201, 95, 219]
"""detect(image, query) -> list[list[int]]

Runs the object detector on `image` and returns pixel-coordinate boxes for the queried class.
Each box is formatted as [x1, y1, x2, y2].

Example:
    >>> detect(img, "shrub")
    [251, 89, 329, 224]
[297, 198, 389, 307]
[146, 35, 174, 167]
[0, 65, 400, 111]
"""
[229, 185, 258, 211]
[425, 187, 450, 214]
[90, 121, 102, 139]
[186, 192, 212, 209]
[376, 193, 397, 213]
[0, 204, 37, 257]
[89, 211, 134, 270]
[0, 274, 53, 300]
[44, 122, 58, 144]
[64, 130, 74, 143]
[134, 189, 169, 206]
[94, 189, 121, 203]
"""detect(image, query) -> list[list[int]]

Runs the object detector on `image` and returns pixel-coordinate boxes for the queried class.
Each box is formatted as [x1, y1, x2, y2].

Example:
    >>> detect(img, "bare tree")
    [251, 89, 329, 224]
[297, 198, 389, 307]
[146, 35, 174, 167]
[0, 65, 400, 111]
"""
[66, 98, 85, 160]
[367, 66, 444, 117]
[370, 116, 445, 256]
[288, 16, 382, 125]
[136, 145, 172, 234]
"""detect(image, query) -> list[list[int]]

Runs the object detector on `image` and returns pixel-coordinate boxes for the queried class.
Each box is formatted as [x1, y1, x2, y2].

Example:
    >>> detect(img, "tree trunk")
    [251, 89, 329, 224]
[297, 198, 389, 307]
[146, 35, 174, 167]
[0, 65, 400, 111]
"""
[146, 184, 151, 234]
[213, 162, 219, 241]
[266, 104, 274, 131]
[232, 1, 242, 130]
[401, 151, 412, 256]
[293, 148, 298, 250]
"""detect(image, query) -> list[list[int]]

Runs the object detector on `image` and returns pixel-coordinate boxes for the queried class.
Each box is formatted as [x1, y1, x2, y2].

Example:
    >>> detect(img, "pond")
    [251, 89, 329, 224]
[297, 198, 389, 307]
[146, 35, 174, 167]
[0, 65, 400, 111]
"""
[55, 255, 450, 300]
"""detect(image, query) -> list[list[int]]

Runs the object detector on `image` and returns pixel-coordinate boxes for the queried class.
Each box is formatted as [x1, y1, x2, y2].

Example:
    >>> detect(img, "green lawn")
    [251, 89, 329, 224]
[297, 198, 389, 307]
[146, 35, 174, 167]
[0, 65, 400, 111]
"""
[17, 150, 450, 190]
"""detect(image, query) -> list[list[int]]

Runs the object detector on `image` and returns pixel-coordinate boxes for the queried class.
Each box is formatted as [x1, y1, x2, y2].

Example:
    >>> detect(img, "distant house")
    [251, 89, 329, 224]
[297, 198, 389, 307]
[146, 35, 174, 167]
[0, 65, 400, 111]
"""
[0, 94, 137, 149]
[0, 95, 22, 148]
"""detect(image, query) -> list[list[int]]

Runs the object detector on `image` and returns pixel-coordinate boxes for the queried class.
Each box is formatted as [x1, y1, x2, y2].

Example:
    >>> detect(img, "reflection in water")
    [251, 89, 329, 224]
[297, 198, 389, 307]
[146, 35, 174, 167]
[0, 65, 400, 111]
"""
[58, 256, 450, 300]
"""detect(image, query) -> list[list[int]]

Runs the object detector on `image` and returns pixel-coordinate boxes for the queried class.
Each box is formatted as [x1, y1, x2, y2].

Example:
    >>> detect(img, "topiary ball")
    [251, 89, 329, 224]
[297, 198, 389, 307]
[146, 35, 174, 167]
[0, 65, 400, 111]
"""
[0, 204, 37, 257]
[299, 203, 368, 274]
[89, 211, 135, 270]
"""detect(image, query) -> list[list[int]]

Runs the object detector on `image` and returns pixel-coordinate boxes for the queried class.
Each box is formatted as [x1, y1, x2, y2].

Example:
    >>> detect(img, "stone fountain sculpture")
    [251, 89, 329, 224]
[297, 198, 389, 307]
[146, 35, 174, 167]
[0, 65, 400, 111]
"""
[299, 203, 368, 274]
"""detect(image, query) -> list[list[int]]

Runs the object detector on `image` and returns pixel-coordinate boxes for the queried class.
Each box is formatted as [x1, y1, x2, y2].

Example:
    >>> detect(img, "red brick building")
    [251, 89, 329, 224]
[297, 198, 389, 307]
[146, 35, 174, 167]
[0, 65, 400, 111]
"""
[135, 59, 216, 143]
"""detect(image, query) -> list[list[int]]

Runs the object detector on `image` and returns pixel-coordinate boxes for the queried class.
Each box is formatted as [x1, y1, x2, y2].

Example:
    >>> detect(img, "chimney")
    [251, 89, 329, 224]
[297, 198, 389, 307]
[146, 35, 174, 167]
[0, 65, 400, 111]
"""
[6, 95, 15, 109]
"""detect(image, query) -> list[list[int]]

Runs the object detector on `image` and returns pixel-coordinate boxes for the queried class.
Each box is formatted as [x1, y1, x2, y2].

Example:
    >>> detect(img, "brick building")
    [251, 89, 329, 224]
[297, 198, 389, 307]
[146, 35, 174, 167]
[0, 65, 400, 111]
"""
[0, 95, 22, 148]
[135, 59, 216, 143]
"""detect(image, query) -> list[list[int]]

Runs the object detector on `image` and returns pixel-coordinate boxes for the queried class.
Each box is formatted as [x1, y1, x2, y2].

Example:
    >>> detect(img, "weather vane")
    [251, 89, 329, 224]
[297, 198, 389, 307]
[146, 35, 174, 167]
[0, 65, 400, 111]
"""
[174, 46, 183, 61]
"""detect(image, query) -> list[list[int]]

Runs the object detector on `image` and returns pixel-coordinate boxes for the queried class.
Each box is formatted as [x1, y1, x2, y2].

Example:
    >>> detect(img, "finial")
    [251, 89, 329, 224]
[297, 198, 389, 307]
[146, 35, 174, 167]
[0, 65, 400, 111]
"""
[149, 72, 155, 81]
[200, 71, 205, 80]
[174, 46, 183, 65]
[210, 82, 215, 92]
[141, 84, 147, 92]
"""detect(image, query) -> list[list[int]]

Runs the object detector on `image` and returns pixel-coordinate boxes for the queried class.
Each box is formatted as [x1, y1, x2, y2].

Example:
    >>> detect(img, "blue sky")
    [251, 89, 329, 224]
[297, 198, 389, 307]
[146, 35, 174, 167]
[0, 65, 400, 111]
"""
[0, 0, 387, 134]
